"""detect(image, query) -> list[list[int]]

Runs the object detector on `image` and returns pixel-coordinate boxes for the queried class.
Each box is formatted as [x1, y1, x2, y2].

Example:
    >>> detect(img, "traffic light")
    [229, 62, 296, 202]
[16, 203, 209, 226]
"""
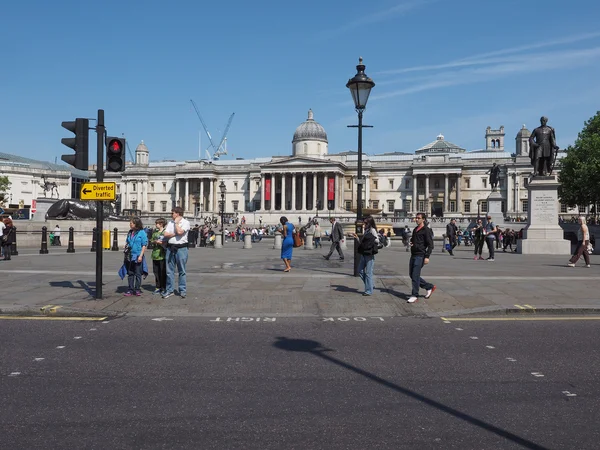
[106, 137, 126, 172]
[61, 118, 89, 170]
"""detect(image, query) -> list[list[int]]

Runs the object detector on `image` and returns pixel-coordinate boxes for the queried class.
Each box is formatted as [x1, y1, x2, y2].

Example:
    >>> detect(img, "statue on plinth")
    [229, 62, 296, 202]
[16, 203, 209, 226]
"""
[529, 116, 559, 176]
[486, 163, 500, 190]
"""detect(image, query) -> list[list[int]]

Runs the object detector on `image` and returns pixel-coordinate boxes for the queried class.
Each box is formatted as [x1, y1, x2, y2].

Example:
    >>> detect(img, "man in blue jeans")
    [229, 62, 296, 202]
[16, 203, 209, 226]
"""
[162, 207, 191, 299]
[407, 213, 436, 304]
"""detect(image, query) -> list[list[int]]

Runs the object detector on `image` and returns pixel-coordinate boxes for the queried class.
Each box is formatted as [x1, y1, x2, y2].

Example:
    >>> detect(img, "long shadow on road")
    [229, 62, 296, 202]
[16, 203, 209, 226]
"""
[273, 336, 548, 450]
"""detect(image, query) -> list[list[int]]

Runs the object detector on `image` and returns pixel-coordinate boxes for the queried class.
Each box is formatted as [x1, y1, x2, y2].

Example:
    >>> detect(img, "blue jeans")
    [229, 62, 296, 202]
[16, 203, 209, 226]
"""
[358, 254, 375, 294]
[127, 260, 143, 292]
[409, 255, 433, 296]
[166, 246, 188, 295]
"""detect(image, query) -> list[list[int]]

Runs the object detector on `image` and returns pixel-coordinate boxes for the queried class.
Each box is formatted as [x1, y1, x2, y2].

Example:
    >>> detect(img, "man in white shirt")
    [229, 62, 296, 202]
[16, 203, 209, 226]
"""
[54, 225, 61, 246]
[162, 207, 191, 299]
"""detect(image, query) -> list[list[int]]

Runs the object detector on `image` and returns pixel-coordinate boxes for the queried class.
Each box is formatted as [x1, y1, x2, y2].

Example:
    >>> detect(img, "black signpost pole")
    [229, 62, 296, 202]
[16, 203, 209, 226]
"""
[95, 110, 104, 299]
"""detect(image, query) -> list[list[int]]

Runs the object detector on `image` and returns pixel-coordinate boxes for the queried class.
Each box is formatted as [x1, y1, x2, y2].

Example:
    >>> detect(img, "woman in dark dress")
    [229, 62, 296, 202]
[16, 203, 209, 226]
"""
[280, 216, 294, 272]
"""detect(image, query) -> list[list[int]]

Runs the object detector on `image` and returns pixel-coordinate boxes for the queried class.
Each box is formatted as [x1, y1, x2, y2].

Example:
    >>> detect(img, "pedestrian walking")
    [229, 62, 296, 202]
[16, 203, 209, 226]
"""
[568, 216, 591, 268]
[402, 225, 411, 252]
[150, 218, 167, 294]
[53, 225, 61, 246]
[162, 207, 191, 299]
[350, 215, 379, 296]
[280, 216, 294, 272]
[323, 217, 344, 260]
[484, 215, 498, 261]
[446, 218, 457, 256]
[473, 218, 485, 260]
[1, 218, 16, 261]
[0, 219, 4, 259]
[313, 223, 322, 248]
[123, 217, 148, 297]
[407, 213, 436, 303]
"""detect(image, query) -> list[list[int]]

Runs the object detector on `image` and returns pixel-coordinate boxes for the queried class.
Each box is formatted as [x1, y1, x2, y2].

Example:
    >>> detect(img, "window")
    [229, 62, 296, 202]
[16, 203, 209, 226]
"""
[465, 178, 470, 189]
[522, 200, 529, 212]
[132, 183, 137, 192]
[403, 200, 411, 211]
[451, 181, 456, 191]
[387, 200, 395, 213]
[481, 201, 488, 213]
[418, 200, 425, 211]
[150, 183, 154, 192]
[149, 201, 155, 212]
[578, 205, 586, 213]
[482, 178, 487, 189]
[345, 201, 352, 211]
[131, 201, 137, 210]
[464, 200, 471, 213]
[161, 201, 167, 212]
[347, 179, 352, 189]
[372, 200, 379, 209]
[450, 201, 456, 212]
[405, 179, 410, 190]
[163, 183, 167, 192]
[418, 180, 424, 189]
[232, 200, 239, 212]
[373, 180, 378, 190]
[560, 204, 568, 213]
[434, 180, 440, 189]
[234, 182, 238, 191]
[389, 179, 394, 190]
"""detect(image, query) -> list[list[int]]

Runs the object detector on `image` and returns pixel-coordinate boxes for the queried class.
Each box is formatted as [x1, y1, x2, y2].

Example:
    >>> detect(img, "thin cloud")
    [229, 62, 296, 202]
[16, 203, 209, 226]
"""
[320, 0, 438, 38]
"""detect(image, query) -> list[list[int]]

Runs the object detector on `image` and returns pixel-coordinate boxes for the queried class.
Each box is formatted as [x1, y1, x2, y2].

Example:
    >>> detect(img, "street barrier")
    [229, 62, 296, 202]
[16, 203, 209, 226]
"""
[91, 227, 97, 252]
[111, 228, 119, 251]
[102, 229, 110, 250]
[40, 226, 49, 254]
[67, 227, 75, 253]
[11, 227, 18, 256]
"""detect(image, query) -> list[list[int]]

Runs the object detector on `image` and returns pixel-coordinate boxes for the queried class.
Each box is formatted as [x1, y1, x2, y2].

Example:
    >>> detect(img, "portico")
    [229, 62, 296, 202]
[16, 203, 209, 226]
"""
[411, 170, 462, 217]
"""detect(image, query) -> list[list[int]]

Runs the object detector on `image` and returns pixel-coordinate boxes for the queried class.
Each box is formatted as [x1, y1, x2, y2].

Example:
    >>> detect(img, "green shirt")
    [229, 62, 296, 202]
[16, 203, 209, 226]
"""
[150, 229, 166, 260]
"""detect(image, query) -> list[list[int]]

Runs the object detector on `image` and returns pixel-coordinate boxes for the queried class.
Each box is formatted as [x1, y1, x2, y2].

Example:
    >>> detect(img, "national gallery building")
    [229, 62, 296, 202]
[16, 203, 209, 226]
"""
[104, 109, 576, 223]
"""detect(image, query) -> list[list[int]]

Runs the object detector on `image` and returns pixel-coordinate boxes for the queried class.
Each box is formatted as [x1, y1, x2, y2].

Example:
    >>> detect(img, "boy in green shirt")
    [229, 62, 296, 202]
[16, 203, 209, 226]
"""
[151, 218, 167, 294]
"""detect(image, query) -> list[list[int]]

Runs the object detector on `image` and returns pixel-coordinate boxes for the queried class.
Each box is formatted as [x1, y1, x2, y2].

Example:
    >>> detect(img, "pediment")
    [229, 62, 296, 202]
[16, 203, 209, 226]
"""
[261, 156, 345, 169]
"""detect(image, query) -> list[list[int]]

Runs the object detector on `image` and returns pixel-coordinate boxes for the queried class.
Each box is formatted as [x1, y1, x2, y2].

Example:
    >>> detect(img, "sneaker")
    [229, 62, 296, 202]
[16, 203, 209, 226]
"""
[180, 293, 187, 298]
[487, 258, 495, 262]
[585, 264, 591, 268]
[567, 263, 575, 267]
[161, 291, 174, 299]
[425, 286, 436, 299]
[478, 256, 485, 260]
[407, 296, 418, 303]
[473, 255, 478, 260]
[135, 291, 142, 296]
[323, 255, 330, 260]
[339, 257, 345, 261]
[123, 291, 134, 297]
[362, 292, 371, 296]
[153, 288, 161, 294]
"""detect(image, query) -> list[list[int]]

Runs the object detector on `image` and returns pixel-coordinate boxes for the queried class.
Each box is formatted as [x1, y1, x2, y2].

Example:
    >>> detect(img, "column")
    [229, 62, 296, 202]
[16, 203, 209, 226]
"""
[270, 174, 275, 211]
[412, 174, 417, 214]
[199, 178, 204, 214]
[515, 175, 520, 214]
[142, 180, 148, 212]
[208, 178, 214, 213]
[291, 174, 296, 211]
[260, 174, 265, 211]
[365, 175, 370, 209]
[456, 175, 462, 214]
[425, 174, 430, 214]
[313, 172, 318, 211]
[506, 171, 512, 213]
[337, 173, 343, 210]
[185, 179, 189, 213]
[175, 179, 180, 208]
[281, 174, 287, 211]
[302, 174, 307, 211]
[444, 174, 449, 214]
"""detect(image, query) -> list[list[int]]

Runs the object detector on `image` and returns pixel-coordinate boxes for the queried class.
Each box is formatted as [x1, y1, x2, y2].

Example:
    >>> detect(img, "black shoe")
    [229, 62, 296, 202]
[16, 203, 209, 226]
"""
[323, 255, 330, 260]
[339, 258, 344, 260]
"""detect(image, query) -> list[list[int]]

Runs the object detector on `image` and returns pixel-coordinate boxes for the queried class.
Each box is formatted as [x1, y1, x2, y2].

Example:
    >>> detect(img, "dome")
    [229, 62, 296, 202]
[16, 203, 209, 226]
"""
[292, 110, 328, 143]
[516, 124, 531, 138]
[136, 140, 148, 153]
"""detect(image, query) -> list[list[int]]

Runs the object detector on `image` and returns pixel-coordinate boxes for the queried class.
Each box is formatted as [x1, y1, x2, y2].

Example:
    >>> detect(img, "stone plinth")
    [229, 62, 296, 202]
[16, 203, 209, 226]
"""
[304, 235, 314, 249]
[35, 198, 58, 221]
[486, 190, 503, 217]
[243, 234, 252, 249]
[273, 233, 282, 250]
[517, 176, 570, 255]
[214, 235, 223, 249]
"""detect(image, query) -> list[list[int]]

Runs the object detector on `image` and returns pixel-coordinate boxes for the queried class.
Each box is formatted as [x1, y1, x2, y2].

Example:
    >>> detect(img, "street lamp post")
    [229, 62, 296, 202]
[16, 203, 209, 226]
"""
[219, 181, 226, 244]
[346, 57, 375, 277]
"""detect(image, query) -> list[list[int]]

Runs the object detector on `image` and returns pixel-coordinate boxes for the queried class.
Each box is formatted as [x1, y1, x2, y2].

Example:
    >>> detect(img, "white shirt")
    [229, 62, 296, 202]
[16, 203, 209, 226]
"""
[165, 217, 190, 244]
[54, 227, 61, 237]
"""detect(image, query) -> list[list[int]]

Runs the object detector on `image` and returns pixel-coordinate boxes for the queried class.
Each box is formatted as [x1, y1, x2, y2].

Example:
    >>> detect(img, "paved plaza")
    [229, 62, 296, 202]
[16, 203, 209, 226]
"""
[1, 240, 599, 318]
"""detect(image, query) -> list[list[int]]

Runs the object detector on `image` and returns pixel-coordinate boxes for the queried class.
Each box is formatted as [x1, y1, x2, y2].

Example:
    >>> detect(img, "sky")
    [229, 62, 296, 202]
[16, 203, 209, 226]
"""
[1, 0, 600, 166]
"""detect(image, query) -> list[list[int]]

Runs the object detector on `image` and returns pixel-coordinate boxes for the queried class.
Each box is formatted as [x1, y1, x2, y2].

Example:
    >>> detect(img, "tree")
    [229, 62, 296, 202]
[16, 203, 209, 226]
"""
[0, 176, 10, 204]
[558, 111, 600, 208]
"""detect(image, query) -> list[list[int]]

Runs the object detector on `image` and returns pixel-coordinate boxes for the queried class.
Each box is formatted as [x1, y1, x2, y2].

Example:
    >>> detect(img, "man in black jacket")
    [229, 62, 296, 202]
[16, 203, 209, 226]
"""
[446, 218, 457, 256]
[407, 213, 436, 303]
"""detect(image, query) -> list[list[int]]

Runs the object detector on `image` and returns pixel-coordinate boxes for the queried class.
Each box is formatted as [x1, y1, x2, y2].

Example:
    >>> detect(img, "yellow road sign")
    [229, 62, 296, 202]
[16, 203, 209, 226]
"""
[80, 182, 117, 201]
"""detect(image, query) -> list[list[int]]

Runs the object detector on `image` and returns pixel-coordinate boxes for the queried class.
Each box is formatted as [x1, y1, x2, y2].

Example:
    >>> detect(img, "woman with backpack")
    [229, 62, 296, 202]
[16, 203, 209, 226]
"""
[350, 215, 379, 296]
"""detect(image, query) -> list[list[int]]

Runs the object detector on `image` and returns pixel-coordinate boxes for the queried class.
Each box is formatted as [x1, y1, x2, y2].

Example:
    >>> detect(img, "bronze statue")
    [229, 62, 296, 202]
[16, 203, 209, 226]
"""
[45, 199, 124, 220]
[487, 163, 500, 190]
[529, 116, 559, 176]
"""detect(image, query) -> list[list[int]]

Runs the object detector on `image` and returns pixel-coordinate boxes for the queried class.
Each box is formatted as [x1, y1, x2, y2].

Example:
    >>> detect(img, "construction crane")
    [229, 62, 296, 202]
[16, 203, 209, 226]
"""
[190, 99, 234, 160]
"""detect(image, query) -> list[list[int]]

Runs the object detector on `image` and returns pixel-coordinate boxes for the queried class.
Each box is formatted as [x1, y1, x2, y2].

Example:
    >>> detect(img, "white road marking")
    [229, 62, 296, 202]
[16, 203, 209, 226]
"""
[152, 317, 174, 322]
[531, 372, 545, 377]
[34, 358, 45, 362]
[562, 391, 577, 397]
[455, 328, 463, 331]
[9, 372, 21, 376]
[486, 345, 496, 349]
[73, 336, 82, 340]
[506, 357, 517, 362]
[89, 328, 97, 331]
[470, 336, 479, 340]
[56, 346, 65, 349]
[102, 321, 109, 324]
[443, 320, 451, 323]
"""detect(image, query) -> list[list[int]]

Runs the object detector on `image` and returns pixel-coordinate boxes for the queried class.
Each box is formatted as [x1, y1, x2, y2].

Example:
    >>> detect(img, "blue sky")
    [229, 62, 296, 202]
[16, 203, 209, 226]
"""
[1, 0, 599, 165]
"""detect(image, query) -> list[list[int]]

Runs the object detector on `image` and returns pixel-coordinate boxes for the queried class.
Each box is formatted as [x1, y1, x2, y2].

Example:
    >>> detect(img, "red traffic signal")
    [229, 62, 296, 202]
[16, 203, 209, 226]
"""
[106, 137, 126, 172]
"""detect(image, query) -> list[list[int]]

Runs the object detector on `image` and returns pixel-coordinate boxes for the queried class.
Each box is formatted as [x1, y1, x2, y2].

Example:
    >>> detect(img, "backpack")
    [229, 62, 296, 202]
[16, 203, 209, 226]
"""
[377, 234, 388, 250]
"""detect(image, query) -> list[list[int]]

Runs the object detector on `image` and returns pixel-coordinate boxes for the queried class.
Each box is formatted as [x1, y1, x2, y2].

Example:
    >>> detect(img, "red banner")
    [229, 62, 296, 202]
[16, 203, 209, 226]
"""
[327, 177, 335, 201]
[265, 177, 271, 201]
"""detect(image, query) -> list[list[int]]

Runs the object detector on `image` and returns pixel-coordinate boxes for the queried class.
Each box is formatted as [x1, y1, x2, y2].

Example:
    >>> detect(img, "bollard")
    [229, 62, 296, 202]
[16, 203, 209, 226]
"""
[39, 226, 49, 254]
[214, 234, 223, 249]
[304, 235, 314, 250]
[189, 229, 197, 248]
[90, 227, 97, 252]
[111, 228, 119, 251]
[67, 227, 75, 253]
[273, 232, 282, 250]
[11, 226, 18, 256]
[243, 234, 252, 249]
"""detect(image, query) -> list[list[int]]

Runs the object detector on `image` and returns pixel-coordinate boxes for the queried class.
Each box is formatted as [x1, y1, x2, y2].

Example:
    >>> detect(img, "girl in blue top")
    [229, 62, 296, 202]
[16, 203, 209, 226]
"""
[124, 217, 148, 296]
